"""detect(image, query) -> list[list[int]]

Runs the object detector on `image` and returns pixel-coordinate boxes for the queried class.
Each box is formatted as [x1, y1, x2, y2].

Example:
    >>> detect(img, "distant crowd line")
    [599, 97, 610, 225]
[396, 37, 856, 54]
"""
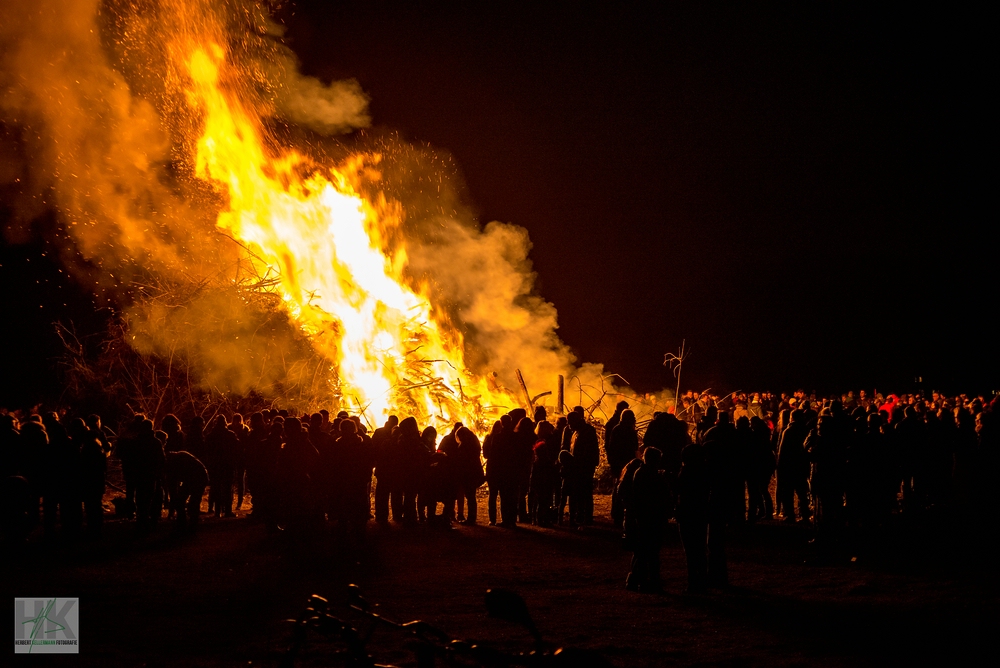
[2, 388, 997, 591]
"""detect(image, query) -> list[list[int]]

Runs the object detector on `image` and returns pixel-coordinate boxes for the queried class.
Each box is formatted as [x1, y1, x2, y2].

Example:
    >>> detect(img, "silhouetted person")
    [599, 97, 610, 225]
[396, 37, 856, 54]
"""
[422, 449, 453, 526]
[70, 418, 106, 538]
[748, 416, 775, 522]
[800, 399, 818, 430]
[533, 405, 548, 424]
[487, 416, 519, 527]
[132, 419, 165, 533]
[894, 405, 928, 512]
[975, 403, 998, 517]
[395, 416, 426, 525]
[772, 408, 791, 462]
[696, 405, 718, 445]
[568, 411, 599, 525]
[923, 409, 954, 511]
[805, 414, 847, 549]
[421, 426, 438, 452]
[676, 436, 711, 593]
[455, 427, 485, 525]
[157, 415, 184, 519]
[615, 456, 643, 535]
[251, 420, 284, 527]
[844, 406, 870, 514]
[334, 419, 374, 540]
[243, 412, 267, 516]
[85, 414, 114, 457]
[954, 407, 979, 512]
[733, 416, 756, 523]
[559, 413, 575, 452]
[164, 450, 208, 533]
[482, 420, 505, 526]
[703, 412, 743, 527]
[18, 418, 47, 529]
[557, 450, 580, 525]
[161, 414, 185, 453]
[314, 413, 341, 524]
[777, 409, 811, 522]
[372, 415, 398, 448]
[642, 411, 690, 518]
[43, 412, 82, 537]
[437, 423, 463, 520]
[701, 414, 739, 588]
[607, 409, 639, 529]
[512, 414, 536, 522]
[604, 400, 630, 453]
[185, 416, 206, 461]
[624, 447, 667, 593]
[528, 421, 559, 526]
[204, 416, 238, 518]
[373, 415, 399, 524]
[848, 412, 899, 537]
[1, 414, 21, 478]
[230, 414, 250, 511]
[276, 417, 319, 530]
[553, 415, 568, 445]
[418, 426, 438, 521]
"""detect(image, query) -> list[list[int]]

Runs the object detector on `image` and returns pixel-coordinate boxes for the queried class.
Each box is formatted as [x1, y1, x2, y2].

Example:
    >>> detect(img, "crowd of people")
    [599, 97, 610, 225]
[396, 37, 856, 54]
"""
[0, 404, 605, 543]
[2, 388, 997, 597]
[616, 389, 998, 593]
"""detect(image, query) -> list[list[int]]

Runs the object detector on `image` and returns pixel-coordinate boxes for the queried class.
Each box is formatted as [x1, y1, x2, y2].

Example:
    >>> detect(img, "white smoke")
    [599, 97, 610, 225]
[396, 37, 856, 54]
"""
[261, 17, 371, 134]
[275, 71, 370, 134]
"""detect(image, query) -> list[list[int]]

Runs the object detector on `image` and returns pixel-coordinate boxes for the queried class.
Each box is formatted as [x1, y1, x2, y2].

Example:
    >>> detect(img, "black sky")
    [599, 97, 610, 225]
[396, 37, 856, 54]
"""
[279, 1, 994, 396]
[1, 2, 994, 407]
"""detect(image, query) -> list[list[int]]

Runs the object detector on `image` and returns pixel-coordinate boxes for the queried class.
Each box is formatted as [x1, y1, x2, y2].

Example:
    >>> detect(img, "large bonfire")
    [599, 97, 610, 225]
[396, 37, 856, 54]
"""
[1, 0, 663, 429]
[185, 40, 509, 427]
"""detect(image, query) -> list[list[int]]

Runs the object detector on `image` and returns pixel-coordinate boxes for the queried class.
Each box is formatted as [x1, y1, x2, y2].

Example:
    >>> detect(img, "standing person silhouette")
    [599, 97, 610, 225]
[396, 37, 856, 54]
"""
[624, 448, 667, 593]
[455, 427, 485, 525]
[568, 411, 599, 526]
[482, 420, 505, 526]
[607, 409, 640, 529]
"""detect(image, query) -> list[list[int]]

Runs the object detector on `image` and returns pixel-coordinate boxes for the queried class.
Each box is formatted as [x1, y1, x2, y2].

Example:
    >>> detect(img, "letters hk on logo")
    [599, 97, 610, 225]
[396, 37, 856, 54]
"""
[14, 598, 80, 654]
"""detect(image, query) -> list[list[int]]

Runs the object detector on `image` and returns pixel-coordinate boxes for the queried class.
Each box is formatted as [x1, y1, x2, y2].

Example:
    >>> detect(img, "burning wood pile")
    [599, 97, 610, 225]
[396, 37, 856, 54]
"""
[2, 0, 670, 431]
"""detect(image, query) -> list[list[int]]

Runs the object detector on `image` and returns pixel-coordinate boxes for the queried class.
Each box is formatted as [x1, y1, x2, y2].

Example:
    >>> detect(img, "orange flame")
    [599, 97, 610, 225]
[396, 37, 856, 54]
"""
[185, 44, 511, 429]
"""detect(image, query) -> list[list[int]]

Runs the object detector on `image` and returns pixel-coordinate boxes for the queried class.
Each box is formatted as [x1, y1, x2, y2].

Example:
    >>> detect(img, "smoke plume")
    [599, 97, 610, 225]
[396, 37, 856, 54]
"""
[1, 0, 664, 422]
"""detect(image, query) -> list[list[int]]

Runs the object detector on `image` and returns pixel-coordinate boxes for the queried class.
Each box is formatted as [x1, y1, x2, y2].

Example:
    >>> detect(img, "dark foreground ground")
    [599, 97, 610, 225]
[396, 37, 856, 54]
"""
[9, 495, 998, 667]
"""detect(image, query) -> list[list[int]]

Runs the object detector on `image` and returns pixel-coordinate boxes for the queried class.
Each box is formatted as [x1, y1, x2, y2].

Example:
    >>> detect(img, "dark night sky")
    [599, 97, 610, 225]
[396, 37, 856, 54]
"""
[1, 2, 994, 406]
[279, 2, 994, 396]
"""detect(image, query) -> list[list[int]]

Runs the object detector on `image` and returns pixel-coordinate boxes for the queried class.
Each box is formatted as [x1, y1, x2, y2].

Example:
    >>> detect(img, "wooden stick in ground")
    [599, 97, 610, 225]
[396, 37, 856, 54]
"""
[515, 369, 533, 411]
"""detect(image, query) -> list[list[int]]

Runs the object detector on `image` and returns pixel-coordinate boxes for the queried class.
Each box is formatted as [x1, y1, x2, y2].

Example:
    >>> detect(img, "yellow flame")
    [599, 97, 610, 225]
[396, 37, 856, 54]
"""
[186, 44, 510, 429]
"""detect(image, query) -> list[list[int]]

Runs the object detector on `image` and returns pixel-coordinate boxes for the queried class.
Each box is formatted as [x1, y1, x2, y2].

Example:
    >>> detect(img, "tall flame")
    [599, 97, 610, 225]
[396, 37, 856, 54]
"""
[186, 43, 508, 429]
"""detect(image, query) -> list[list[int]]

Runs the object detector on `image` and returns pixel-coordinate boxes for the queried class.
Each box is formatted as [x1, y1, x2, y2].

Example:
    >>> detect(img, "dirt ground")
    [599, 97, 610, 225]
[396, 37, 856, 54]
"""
[9, 493, 997, 667]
